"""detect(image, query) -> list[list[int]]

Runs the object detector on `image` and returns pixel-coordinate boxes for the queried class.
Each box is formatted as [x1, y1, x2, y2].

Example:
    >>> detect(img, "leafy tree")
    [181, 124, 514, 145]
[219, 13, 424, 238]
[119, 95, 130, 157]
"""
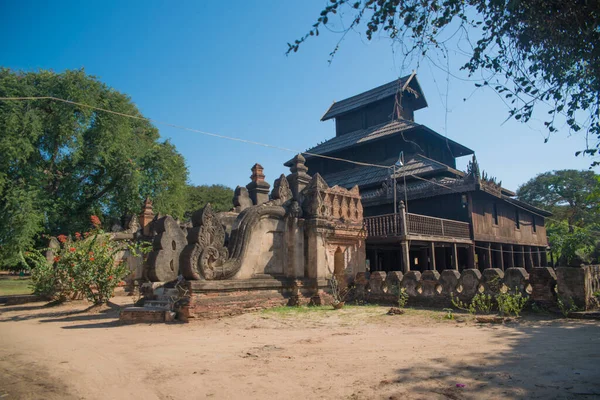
[517, 169, 600, 265]
[517, 170, 600, 230]
[0, 69, 189, 267]
[186, 184, 234, 217]
[547, 222, 597, 266]
[289, 0, 600, 165]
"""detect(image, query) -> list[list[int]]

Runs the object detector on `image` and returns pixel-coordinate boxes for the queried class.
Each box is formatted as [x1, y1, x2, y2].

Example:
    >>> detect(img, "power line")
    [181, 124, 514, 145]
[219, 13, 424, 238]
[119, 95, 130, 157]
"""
[1, 95, 597, 235]
[0, 96, 392, 170]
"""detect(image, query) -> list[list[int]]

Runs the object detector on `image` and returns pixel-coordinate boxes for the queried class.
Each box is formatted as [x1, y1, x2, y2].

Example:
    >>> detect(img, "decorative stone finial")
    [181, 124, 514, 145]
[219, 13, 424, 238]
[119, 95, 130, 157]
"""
[250, 163, 265, 183]
[246, 163, 270, 205]
[139, 197, 155, 236]
[287, 153, 311, 201]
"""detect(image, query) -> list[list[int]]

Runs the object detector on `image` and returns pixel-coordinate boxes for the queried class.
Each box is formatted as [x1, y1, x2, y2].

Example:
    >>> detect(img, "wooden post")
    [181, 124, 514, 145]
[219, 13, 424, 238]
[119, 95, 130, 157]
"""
[452, 243, 459, 270]
[534, 247, 541, 267]
[486, 243, 493, 269]
[526, 246, 534, 270]
[399, 201, 408, 236]
[429, 242, 437, 271]
[374, 250, 379, 272]
[401, 241, 410, 273]
[497, 244, 504, 270]
[467, 244, 476, 269]
[438, 246, 447, 270]
[517, 245, 526, 268]
[507, 245, 515, 268]
[419, 248, 428, 270]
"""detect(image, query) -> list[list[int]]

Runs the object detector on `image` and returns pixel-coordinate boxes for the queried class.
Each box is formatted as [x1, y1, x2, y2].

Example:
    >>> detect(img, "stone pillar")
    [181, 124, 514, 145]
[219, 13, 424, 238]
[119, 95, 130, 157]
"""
[286, 154, 311, 201]
[452, 243, 459, 270]
[139, 197, 154, 237]
[246, 163, 271, 205]
[401, 241, 410, 273]
[429, 242, 437, 271]
[286, 217, 304, 278]
[305, 225, 326, 280]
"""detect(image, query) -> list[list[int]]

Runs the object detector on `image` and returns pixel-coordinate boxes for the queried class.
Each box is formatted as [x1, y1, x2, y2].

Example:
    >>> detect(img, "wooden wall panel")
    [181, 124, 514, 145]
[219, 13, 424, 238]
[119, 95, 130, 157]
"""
[471, 192, 547, 246]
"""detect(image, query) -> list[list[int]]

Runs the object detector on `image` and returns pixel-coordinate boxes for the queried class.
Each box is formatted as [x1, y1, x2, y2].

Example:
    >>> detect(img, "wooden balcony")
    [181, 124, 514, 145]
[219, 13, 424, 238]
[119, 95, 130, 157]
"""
[364, 212, 471, 242]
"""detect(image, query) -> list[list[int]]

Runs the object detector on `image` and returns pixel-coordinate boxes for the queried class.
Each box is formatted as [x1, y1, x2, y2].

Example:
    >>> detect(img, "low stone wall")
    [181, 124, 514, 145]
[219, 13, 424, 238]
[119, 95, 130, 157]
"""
[556, 265, 600, 310]
[186, 278, 332, 318]
[351, 266, 599, 310]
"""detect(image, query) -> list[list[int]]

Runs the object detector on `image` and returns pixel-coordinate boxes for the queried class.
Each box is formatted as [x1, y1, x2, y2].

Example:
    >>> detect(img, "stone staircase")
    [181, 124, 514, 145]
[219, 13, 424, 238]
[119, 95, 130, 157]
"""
[119, 287, 179, 324]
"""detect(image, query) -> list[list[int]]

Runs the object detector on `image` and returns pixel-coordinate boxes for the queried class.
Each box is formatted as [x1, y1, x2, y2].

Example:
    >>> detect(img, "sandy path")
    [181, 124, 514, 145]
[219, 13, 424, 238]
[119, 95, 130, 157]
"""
[1, 299, 599, 400]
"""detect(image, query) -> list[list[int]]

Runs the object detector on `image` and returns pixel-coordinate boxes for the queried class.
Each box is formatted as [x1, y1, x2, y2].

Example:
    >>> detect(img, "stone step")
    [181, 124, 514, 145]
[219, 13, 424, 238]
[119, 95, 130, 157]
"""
[144, 300, 171, 309]
[156, 294, 178, 302]
[162, 288, 180, 296]
[120, 307, 176, 324]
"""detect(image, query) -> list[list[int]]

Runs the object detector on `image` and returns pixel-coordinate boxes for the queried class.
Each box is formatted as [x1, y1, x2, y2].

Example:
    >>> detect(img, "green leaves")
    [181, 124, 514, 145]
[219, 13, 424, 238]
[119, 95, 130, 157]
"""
[185, 184, 234, 217]
[289, 0, 600, 165]
[0, 69, 189, 267]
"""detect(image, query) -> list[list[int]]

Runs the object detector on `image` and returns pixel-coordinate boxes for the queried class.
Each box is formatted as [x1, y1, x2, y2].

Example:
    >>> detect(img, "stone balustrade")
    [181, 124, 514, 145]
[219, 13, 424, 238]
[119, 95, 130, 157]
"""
[348, 266, 600, 310]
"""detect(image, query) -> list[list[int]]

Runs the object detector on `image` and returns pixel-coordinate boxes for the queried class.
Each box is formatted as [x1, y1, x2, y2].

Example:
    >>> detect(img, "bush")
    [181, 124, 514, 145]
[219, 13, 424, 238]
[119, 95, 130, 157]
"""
[496, 289, 528, 317]
[397, 287, 409, 308]
[472, 293, 494, 314]
[451, 293, 475, 314]
[25, 215, 148, 305]
[557, 294, 579, 317]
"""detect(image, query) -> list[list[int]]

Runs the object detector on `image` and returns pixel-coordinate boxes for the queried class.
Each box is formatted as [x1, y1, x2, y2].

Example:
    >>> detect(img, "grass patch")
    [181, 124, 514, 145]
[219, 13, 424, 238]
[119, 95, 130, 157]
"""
[0, 278, 32, 296]
[262, 304, 390, 317]
[262, 306, 330, 315]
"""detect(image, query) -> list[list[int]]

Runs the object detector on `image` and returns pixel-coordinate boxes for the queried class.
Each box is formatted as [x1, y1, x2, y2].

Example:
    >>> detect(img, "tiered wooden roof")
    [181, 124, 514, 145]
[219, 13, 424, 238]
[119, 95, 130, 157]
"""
[321, 75, 428, 121]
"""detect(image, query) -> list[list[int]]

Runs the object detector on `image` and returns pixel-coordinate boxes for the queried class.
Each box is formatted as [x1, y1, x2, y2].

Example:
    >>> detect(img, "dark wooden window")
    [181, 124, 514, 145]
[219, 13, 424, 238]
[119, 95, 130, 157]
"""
[515, 208, 520, 229]
[492, 203, 499, 225]
[532, 216, 537, 233]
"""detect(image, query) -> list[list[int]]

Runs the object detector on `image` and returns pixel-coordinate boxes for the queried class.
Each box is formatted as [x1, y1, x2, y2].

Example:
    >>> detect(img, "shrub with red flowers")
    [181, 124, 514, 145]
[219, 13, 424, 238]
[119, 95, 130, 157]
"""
[26, 216, 148, 305]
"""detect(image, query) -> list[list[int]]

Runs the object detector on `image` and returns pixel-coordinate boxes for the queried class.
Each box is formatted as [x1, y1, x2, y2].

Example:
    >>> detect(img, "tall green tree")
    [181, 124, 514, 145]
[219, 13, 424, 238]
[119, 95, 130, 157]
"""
[517, 170, 600, 230]
[517, 169, 600, 265]
[0, 69, 189, 266]
[186, 184, 234, 217]
[289, 0, 600, 165]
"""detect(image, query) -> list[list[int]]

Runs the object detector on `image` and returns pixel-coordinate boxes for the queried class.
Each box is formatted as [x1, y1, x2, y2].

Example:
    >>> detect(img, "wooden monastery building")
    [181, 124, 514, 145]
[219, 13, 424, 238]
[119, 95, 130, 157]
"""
[293, 74, 551, 273]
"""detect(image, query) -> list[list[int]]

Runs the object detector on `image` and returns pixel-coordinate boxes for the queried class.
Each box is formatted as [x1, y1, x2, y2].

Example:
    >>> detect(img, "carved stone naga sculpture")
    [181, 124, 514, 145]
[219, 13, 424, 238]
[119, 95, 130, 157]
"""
[181, 174, 297, 280]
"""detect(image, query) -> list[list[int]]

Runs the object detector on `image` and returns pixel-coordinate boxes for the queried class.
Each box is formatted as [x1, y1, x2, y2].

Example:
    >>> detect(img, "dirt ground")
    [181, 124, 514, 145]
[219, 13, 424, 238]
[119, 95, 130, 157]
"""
[1, 298, 599, 400]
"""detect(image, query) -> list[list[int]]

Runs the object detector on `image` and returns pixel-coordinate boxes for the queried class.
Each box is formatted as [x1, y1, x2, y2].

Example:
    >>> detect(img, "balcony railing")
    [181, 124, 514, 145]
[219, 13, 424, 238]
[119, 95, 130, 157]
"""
[364, 212, 471, 240]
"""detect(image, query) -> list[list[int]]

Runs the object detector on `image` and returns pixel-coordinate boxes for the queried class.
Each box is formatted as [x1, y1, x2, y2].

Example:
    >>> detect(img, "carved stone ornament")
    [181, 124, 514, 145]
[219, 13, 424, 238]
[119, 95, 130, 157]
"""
[146, 216, 187, 282]
[270, 174, 293, 204]
[233, 186, 253, 213]
[181, 204, 230, 280]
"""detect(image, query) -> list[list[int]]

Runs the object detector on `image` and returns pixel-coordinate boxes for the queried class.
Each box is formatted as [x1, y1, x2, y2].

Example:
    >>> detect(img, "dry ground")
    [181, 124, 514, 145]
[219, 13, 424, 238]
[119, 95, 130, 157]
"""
[1, 298, 599, 400]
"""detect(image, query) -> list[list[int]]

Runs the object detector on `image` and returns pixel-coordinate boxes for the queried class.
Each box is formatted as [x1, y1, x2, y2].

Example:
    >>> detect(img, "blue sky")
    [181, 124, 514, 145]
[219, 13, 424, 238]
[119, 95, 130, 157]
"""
[1, 0, 596, 192]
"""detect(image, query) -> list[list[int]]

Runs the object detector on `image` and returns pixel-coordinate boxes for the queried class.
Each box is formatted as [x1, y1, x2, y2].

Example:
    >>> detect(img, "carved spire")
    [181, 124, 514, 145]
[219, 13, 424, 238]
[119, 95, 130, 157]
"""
[246, 163, 270, 205]
[139, 197, 155, 236]
[250, 163, 265, 183]
[287, 153, 311, 200]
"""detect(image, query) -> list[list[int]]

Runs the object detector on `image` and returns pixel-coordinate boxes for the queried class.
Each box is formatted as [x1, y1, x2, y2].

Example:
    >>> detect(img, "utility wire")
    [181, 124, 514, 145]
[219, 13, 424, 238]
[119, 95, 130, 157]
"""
[1, 95, 597, 235]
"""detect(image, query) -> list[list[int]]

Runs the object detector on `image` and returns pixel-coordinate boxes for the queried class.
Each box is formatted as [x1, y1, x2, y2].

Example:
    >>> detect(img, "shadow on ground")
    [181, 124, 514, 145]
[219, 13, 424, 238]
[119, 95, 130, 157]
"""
[378, 320, 600, 400]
